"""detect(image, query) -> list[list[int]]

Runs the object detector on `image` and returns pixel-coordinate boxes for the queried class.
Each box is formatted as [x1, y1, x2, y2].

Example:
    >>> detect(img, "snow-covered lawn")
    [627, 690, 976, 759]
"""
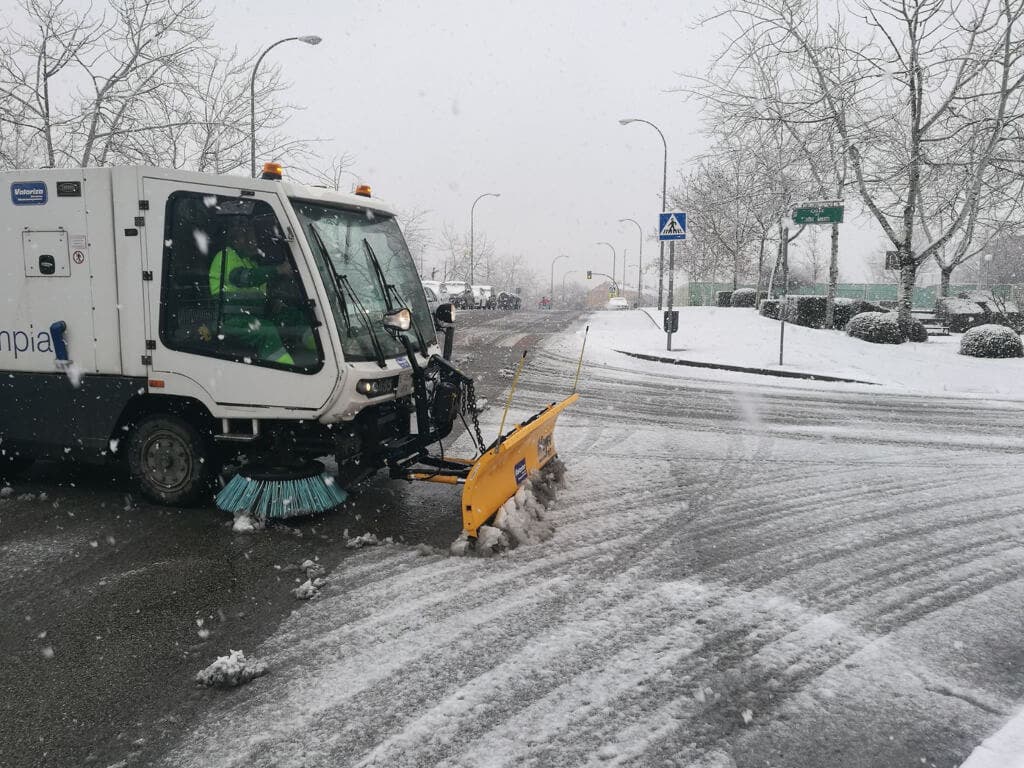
[609, 306, 1024, 398]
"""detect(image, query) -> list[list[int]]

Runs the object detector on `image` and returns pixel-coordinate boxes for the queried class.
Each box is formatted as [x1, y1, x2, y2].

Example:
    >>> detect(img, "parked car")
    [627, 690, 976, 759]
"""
[606, 297, 629, 310]
[496, 291, 522, 310]
[423, 284, 441, 316]
[471, 285, 494, 308]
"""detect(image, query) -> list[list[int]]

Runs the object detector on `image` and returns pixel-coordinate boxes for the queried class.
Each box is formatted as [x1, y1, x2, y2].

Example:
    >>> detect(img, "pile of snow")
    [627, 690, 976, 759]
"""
[450, 458, 566, 556]
[346, 532, 384, 549]
[195, 650, 268, 688]
[231, 513, 264, 533]
[292, 578, 326, 599]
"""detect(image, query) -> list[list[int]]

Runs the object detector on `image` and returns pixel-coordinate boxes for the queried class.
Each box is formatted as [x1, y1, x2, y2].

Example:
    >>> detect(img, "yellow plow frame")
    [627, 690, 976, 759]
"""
[403, 393, 579, 537]
[398, 326, 587, 539]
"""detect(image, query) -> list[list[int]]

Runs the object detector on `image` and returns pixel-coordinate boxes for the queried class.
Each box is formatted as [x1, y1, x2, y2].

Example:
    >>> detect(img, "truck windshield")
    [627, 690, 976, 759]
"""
[291, 201, 436, 363]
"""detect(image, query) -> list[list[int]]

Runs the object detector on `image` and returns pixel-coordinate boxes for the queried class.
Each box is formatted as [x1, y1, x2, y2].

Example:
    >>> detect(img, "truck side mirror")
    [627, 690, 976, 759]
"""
[435, 303, 456, 325]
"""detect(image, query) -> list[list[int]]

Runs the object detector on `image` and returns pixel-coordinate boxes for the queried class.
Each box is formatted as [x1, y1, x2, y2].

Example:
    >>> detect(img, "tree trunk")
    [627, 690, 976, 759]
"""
[939, 266, 953, 297]
[755, 235, 767, 299]
[897, 259, 917, 334]
[825, 222, 839, 329]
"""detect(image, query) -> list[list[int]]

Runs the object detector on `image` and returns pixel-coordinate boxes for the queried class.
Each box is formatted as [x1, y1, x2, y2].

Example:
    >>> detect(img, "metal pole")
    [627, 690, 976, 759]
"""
[619, 218, 643, 307]
[469, 192, 500, 285]
[667, 240, 676, 350]
[618, 119, 668, 309]
[597, 242, 616, 295]
[550, 254, 568, 304]
[779, 225, 790, 365]
[562, 270, 577, 299]
[250, 36, 321, 178]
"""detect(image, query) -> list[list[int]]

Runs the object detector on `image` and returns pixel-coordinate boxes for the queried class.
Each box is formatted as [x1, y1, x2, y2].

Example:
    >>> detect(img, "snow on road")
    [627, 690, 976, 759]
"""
[161, 310, 1024, 767]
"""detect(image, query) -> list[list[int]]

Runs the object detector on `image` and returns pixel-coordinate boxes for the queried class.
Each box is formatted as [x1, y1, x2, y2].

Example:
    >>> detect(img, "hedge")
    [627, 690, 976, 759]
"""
[959, 324, 1024, 358]
[846, 311, 905, 344]
[831, 298, 886, 330]
[758, 298, 780, 319]
[784, 295, 828, 328]
[716, 290, 733, 307]
[730, 288, 758, 307]
[935, 297, 988, 333]
[906, 320, 929, 343]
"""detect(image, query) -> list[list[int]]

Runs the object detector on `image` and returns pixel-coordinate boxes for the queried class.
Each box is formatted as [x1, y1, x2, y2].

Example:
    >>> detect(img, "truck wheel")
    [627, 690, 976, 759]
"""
[127, 415, 214, 506]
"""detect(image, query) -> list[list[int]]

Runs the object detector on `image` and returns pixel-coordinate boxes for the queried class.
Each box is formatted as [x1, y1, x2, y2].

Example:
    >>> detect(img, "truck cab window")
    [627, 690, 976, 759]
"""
[159, 192, 322, 372]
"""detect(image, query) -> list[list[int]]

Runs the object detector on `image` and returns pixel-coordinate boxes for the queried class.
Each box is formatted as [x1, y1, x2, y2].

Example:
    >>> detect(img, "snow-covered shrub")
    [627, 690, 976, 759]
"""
[715, 290, 733, 307]
[959, 324, 1023, 358]
[831, 299, 885, 330]
[758, 299, 780, 319]
[935, 296, 988, 333]
[784, 295, 828, 328]
[846, 311, 905, 344]
[906, 319, 929, 343]
[730, 288, 757, 307]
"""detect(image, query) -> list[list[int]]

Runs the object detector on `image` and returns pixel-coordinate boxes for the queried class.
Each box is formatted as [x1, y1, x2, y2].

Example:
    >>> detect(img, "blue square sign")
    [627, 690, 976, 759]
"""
[658, 212, 686, 241]
[11, 181, 47, 206]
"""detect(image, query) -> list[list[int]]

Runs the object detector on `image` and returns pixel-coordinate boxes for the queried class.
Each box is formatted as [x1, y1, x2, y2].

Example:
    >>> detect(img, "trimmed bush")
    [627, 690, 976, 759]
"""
[784, 295, 828, 328]
[730, 288, 757, 307]
[758, 298, 780, 319]
[959, 324, 1024, 358]
[846, 311, 905, 344]
[715, 290, 733, 307]
[831, 298, 886, 330]
[907, 320, 929, 343]
[935, 296, 989, 333]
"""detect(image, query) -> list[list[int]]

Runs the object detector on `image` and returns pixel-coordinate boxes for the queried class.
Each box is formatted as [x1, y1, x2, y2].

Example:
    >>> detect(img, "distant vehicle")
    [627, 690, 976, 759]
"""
[423, 284, 441, 317]
[439, 280, 468, 303]
[421, 279, 442, 298]
[606, 297, 629, 310]
[471, 285, 494, 309]
[496, 291, 522, 310]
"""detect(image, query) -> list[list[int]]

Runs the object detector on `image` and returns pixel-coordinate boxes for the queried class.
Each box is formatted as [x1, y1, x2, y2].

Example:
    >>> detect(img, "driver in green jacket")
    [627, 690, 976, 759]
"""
[208, 217, 296, 366]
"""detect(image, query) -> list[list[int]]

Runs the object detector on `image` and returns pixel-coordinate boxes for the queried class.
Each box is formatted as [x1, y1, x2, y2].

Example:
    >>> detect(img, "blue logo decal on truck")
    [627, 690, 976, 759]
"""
[514, 458, 527, 485]
[11, 181, 47, 205]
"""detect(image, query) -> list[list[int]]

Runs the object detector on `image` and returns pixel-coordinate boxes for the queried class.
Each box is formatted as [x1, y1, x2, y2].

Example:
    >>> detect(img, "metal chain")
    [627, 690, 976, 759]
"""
[463, 377, 487, 455]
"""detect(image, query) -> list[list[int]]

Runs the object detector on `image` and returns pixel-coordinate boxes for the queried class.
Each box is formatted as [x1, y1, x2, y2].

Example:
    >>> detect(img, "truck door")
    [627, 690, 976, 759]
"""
[142, 176, 337, 411]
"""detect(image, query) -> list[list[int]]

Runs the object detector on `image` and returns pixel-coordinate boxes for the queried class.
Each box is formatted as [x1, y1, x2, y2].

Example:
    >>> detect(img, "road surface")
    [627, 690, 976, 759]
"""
[2, 307, 1023, 767]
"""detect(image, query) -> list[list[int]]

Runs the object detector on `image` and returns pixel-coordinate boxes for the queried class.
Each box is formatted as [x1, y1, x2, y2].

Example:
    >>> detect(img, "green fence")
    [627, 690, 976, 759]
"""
[687, 282, 1015, 309]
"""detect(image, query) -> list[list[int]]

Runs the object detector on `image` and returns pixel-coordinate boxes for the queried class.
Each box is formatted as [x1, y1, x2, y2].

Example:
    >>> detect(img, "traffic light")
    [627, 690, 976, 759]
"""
[587, 270, 592, 280]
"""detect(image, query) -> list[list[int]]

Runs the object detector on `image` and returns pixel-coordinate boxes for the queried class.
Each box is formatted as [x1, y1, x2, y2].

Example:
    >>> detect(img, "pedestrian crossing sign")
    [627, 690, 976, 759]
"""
[658, 212, 687, 241]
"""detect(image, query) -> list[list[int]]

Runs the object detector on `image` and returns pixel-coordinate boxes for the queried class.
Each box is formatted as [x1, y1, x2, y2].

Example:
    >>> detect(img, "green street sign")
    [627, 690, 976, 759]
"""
[792, 201, 844, 225]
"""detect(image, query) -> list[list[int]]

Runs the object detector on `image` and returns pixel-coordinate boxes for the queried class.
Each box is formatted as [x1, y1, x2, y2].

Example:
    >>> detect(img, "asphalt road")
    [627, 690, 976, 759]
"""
[5, 307, 1024, 768]
[0, 308, 583, 768]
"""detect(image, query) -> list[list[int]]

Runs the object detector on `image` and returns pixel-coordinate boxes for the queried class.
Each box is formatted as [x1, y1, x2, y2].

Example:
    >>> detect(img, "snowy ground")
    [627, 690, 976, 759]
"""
[157, 310, 1024, 768]
[629, 306, 1024, 397]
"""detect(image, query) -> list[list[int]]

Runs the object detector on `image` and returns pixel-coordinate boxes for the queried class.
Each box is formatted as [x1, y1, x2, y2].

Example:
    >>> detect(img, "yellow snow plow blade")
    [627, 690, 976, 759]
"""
[460, 392, 579, 537]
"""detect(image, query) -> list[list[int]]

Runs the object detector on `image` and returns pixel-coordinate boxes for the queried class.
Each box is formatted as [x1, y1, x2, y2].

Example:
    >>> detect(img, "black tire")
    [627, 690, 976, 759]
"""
[127, 415, 215, 506]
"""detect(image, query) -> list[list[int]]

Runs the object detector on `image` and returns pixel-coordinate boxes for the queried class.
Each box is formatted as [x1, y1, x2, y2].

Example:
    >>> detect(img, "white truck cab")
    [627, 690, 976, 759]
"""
[0, 165, 461, 504]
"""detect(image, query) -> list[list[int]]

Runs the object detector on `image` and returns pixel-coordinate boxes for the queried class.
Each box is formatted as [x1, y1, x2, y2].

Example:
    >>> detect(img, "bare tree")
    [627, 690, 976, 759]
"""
[0, 0, 306, 173]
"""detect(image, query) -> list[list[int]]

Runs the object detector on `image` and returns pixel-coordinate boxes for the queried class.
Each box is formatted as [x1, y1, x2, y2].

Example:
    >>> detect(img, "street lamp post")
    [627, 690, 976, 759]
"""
[250, 35, 322, 178]
[562, 270, 578, 301]
[597, 241, 616, 293]
[619, 118, 667, 309]
[550, 254, 569, 305]
[619, 217, 643, 307]
[470, 192, 501, 285]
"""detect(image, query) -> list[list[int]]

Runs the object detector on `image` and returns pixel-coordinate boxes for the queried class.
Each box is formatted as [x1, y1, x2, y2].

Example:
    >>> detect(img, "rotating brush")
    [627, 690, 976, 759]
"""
[215, 460, 347, 520]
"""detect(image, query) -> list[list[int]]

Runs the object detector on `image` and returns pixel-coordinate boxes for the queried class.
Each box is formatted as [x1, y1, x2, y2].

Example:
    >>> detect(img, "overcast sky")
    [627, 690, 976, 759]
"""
[212, 0, 884, 285]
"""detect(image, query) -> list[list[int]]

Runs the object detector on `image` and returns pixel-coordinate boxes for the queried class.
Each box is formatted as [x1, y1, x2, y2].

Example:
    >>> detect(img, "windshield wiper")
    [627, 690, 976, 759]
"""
[362, 238, 428, 355]
[309, 224, 387, 368]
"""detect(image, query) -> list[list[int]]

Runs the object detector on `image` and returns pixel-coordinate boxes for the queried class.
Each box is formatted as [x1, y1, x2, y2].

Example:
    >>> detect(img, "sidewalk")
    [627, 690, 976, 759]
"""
[584, 306, 1024, 398]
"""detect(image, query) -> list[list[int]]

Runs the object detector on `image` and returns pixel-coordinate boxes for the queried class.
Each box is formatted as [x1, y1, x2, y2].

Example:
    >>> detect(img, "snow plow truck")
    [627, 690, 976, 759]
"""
[0, 164, 577, 539]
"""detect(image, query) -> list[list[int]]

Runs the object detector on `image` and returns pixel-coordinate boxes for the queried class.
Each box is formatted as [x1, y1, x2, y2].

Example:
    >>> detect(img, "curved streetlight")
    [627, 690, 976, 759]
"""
[550, 254, 569, 304]
[619, 217, 643, 307]
[251, 35, 322, 178]
[619, 118, 667, 308]
[597, 241, 617, 293]
[561, 269, 578, 300]
[470, 192, 501, 284]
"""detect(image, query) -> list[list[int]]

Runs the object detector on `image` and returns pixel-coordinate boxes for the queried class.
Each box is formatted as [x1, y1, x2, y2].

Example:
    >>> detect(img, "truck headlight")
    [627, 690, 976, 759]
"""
[356, 377, 399, 397]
